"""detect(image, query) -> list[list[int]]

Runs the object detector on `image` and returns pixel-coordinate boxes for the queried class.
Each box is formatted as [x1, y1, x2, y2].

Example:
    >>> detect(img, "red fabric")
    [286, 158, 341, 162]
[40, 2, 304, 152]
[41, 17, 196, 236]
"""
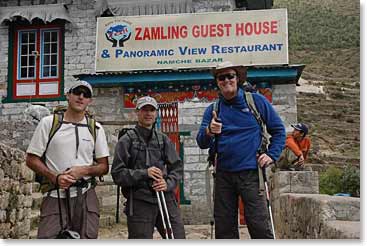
[239, 197, 246, 225]
[285, 134, 311, 159]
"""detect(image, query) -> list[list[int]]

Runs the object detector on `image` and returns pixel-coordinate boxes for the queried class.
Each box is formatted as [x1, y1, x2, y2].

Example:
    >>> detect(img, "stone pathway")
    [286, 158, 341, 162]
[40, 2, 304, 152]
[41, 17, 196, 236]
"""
[98, 223, 250, 239]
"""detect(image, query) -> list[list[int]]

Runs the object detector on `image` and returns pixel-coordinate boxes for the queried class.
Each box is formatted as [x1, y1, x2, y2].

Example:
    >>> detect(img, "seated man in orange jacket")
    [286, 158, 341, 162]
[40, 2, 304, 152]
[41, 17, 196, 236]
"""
[276, 123, 311, 171]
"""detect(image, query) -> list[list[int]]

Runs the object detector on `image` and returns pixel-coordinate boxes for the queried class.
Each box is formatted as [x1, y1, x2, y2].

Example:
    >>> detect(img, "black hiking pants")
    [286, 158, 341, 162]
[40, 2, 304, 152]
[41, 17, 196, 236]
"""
[214, 169, 274, 239]
[126, 197, 185, 239]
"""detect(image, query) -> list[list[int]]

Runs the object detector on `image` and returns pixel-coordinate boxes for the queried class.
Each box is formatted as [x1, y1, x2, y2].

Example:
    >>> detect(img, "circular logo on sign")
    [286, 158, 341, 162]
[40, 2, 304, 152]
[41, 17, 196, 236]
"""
[105, 23, 132, 47]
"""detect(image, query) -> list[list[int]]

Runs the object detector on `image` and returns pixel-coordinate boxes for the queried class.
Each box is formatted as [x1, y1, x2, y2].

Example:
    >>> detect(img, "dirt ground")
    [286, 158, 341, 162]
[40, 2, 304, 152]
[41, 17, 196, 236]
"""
[98, 223, 250, 240]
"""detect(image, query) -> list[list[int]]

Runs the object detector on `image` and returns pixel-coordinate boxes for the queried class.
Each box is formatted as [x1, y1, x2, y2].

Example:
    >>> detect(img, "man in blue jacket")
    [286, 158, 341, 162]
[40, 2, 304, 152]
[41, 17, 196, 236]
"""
[196, 61, 285, 239]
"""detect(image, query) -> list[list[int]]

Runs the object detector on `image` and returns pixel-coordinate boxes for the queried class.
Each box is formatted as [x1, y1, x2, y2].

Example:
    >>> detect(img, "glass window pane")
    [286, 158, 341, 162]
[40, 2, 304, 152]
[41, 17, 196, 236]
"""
[51, 66, 57, 76]
[21, 45, 27, 55]
[29, 67, 35, 77]
[44, 32, 50, 42]
[21, 67, 27, 78]
[51, 55, 57, 65]
[21, 33, 28, 43]
[51, 43, 57, 53]
[29, 44, 35, 53]
[29, 56, 35, 66]
[29, 32, 35, 43]
[44, 55, 50, 65]
[51, 32, 58, 42]
[44, 44, 50, 54]
[21, 56, 27, 66]
[43, 66, 50, 77]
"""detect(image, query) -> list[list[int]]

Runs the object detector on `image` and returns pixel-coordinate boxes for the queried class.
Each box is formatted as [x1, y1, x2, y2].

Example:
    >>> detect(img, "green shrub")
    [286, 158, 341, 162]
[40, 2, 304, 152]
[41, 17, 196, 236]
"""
[341, 164, 360, 197]
[319, 165, 360, 197]
[319, 166, 343, 195]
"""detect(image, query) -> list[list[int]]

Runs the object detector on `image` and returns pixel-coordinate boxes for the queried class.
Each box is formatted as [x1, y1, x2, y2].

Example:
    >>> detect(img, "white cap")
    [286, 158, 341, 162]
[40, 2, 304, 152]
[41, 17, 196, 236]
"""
[136, 96, 158, 110]
[68, 80, 93, 96]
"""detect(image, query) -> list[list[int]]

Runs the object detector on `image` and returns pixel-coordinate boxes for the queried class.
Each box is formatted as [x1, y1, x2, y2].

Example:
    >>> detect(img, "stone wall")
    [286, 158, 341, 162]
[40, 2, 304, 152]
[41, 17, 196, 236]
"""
[0, 143, 34, 239]
[270, 171, 360, 239]
[178, 101, 212, 224]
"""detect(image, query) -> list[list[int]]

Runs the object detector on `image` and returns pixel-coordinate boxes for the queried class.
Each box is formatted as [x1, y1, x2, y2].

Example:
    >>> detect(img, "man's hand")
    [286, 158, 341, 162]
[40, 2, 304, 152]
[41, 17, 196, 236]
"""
[295, 155, 305, 167]
[257, 153, 273, 167]
[57, 173, 76, 189]
[147, 166, 163, 181]
[152, 178, 167, 192]
[207, 111, 222, 135]
[64, 166, 87, 180]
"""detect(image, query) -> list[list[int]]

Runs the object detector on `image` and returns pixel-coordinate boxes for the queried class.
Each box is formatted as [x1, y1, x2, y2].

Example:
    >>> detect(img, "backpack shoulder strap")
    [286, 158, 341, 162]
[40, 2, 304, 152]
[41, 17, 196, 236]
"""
[124, 128, 139, 143]
[120, 128, 140, 169]
[86, 116, 98, 143]
[244, 91, 269, 153]
[244, 91, 267, 133]
[43, 112, 64, 158]
[153, 130, 166, 161]
[244, 91, 262, 124]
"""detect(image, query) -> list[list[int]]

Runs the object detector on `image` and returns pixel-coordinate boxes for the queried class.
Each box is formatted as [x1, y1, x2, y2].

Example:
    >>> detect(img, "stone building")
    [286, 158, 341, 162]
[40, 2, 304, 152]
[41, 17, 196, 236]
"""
[0, 0, 303, 225]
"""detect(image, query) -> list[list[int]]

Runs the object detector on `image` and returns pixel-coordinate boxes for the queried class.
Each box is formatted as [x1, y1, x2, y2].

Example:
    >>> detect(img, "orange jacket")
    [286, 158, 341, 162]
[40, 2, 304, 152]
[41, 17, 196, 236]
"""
[285, 134, 311, 159]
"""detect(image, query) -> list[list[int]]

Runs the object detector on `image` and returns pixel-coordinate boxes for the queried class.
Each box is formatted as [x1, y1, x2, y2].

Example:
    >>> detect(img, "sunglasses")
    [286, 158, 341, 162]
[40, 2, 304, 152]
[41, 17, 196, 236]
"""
[71, 87, 92, 98]
[217, 73, 237, 81]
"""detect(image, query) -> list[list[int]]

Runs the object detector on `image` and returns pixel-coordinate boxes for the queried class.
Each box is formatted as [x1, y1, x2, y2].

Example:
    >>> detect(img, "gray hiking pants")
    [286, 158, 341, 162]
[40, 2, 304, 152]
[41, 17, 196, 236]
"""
[214, 169, 274, 239]
[126, 197, 185, 239]
[276, 147, 304, 171]
[37, 188, 99, 239]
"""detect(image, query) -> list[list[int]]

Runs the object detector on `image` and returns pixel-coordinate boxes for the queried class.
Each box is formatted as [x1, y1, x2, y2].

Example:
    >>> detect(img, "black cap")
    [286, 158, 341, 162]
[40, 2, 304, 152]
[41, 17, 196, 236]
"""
[291, 123, 309, 136]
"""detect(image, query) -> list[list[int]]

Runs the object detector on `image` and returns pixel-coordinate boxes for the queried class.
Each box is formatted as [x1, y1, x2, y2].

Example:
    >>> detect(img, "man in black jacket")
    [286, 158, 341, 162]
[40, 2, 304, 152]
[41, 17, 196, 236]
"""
[111, 96, 185, 239]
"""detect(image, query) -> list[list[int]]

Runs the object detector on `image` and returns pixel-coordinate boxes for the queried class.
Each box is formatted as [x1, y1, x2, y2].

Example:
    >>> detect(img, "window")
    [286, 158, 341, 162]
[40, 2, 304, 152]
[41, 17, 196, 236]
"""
[9, 24, 64, 101]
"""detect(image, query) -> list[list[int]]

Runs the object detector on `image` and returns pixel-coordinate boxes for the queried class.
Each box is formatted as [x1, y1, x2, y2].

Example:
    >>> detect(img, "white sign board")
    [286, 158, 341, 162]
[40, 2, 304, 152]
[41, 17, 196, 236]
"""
[95, 9, 288, 72]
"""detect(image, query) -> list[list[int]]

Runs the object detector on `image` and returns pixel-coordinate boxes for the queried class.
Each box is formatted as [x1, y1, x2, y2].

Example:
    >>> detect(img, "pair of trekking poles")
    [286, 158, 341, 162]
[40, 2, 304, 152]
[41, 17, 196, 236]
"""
[156, 190, 175, 239]
[116, 186, 174, 239]
[116, 154, 174, 239]
[206, 163, 276, 239]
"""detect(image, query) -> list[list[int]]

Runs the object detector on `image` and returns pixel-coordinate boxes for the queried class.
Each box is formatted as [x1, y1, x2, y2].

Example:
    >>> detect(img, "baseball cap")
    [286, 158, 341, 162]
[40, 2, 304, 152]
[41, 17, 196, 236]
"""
[136, 96, 158, 110]
[291, 123, 308, 136]
[68, 80, 93, 97]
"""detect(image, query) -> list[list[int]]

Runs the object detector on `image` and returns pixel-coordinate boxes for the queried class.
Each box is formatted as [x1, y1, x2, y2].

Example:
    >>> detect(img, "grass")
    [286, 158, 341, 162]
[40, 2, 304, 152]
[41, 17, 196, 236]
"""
[274, 0, 360, 81]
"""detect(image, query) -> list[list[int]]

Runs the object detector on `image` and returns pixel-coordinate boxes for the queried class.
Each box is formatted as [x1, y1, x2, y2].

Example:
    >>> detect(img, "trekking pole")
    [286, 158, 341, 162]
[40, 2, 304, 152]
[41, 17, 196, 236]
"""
[262, 166, 276, 239]
[156, 191, 169, 239]
[205, 163, 215, 239]
[159, 191, 174, 239]
[116, 185, 120, 223]
[210, 171, 215, 239]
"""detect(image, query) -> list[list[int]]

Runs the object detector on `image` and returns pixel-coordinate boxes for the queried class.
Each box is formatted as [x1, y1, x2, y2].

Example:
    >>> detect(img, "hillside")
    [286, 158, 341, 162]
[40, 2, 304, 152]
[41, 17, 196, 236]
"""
[274, 0, 360, 168]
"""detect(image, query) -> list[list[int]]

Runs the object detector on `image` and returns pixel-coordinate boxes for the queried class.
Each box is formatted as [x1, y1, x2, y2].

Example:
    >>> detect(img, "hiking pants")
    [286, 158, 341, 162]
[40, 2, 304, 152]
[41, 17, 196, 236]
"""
[276, 147, 304, 171]
[214, 169, 274, 239]
[126, 198, 185, 239]
[37, 188, 99, 239]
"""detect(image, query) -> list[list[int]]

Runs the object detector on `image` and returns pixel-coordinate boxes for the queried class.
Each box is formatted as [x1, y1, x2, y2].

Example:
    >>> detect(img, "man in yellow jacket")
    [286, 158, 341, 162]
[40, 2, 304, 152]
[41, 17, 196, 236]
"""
[276, 123, 311, 171]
